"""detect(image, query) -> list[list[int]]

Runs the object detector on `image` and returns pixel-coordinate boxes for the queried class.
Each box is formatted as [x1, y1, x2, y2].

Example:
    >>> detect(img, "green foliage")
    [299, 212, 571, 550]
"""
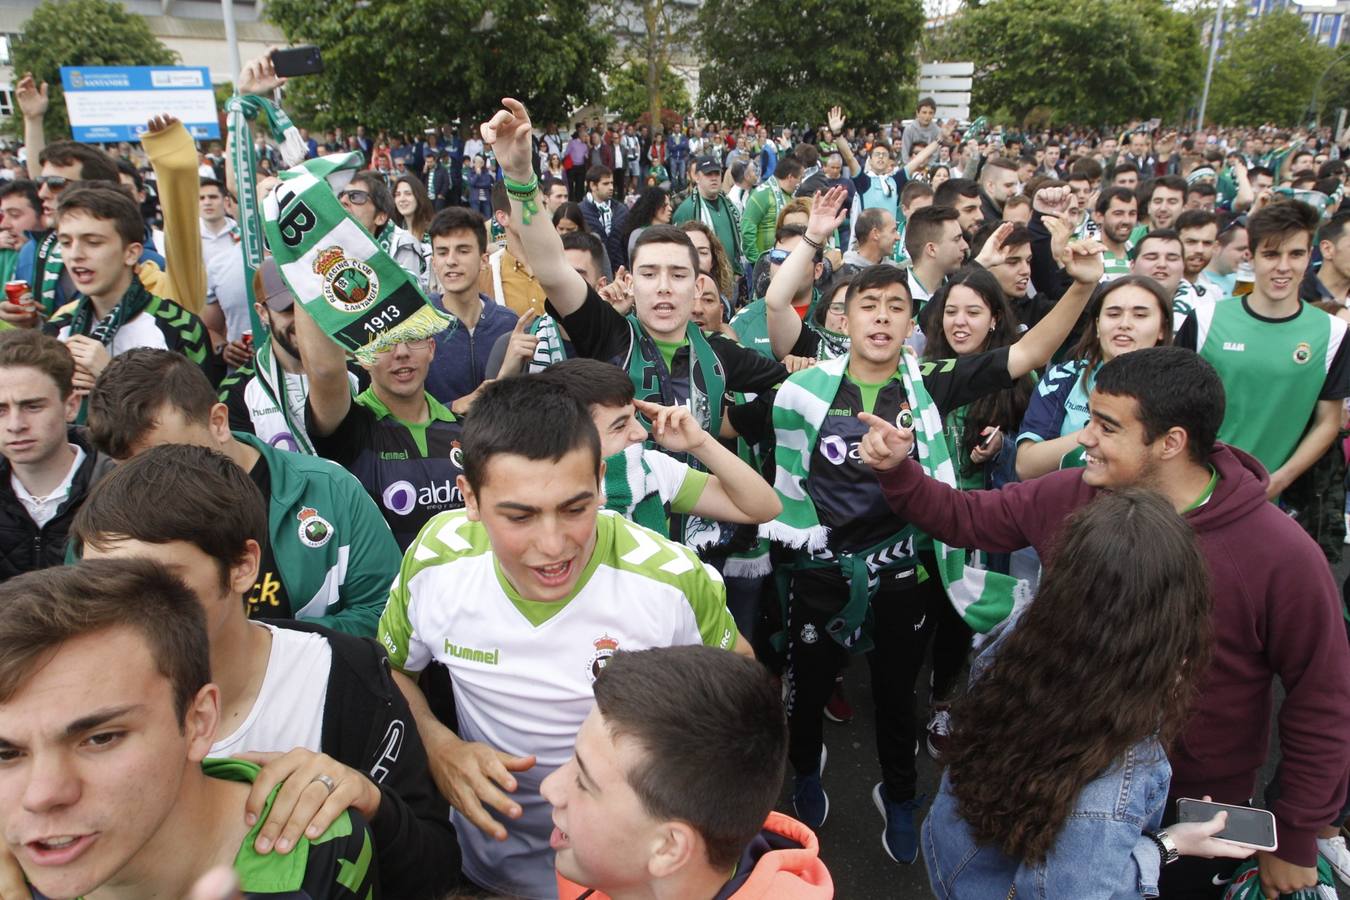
[1208, 11, 1337, 126]
[606, 62, 690, 121]
[697, 0, 924, 126]
[948, 0, 1202, 125]
[265, 0, 611, 132]
[10, 0, 177, 139]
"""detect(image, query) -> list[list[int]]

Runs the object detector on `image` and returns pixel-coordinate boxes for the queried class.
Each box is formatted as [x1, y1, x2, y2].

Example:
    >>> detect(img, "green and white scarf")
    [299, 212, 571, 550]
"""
[625, 319, 727, 549]
[32, 231, 63, 315]
[527, 314, 569, 372]
[602, 443, 667, 534]
[226, 93, 315, 451]
[765, 350, 1030, 633]
[261, 153, 448, 363]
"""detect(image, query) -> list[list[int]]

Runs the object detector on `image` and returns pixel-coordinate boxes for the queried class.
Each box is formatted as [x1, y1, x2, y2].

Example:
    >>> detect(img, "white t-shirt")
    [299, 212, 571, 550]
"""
[379, 509, 737, 900]
[210, 624, 331, 757]
[12, 445, 85, 528]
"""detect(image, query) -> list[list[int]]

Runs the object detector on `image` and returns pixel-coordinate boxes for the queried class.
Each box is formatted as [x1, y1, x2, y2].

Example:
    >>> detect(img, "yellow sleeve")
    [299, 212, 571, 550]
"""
[141, 123, 207, 314]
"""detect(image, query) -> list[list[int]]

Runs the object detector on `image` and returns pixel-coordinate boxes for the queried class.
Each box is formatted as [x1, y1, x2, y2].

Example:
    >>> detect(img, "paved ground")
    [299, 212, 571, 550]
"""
[773, 553, 1350, 899]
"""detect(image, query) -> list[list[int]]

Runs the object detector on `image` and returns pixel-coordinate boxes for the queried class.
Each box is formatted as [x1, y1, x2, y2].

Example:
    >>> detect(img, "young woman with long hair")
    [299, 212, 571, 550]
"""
[622, 187, 673, 262]
[392, 174, 434, 245]
[679, 219, 734, 303]
[1015, 275, 1172, 480]
[923, 489, 1254, 898]
[916, 264, 1040, 759]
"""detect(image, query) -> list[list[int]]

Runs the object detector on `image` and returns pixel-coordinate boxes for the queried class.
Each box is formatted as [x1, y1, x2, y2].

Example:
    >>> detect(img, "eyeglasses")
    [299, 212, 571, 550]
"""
[37, 175, 69, 191]
[339, 190, 371, 205]
[827, 302, 846, 315]
[375, 338, 434, 355]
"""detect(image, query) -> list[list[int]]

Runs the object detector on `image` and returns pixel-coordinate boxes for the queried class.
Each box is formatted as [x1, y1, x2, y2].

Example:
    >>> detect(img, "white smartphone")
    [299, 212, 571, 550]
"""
[1175, 798, 1277, 851]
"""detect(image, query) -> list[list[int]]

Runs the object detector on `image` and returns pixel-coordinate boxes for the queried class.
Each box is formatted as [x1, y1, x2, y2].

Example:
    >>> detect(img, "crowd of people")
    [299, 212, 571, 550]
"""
[0, 48, 1344, 900]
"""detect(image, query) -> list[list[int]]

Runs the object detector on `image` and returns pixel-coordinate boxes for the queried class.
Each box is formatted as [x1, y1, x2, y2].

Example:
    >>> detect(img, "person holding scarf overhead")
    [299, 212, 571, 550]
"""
[483, 97, 786, 553]
[763, 234, 1104, 866]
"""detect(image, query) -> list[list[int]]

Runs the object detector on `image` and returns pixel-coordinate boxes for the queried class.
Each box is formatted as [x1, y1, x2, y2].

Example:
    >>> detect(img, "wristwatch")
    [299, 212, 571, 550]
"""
[1146, 829, 1180, 866]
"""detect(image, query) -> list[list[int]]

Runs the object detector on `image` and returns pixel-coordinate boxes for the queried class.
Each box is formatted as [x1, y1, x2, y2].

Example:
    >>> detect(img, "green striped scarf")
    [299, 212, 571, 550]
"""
[602, 443, 667, 533]
[765, 350, 1029, 633]
[527, 314, 569, 372]
[32, 231, 63, 315]
[261, 154, 448, 363]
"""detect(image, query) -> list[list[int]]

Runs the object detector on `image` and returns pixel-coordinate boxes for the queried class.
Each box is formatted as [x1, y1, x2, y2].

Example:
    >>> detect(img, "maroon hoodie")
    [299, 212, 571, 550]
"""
[875, 444, 1350, 867]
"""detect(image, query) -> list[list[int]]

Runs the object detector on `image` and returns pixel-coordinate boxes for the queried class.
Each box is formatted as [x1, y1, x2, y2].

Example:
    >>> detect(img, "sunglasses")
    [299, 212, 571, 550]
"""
[339, 190, 371, 205]
[37, 175, 69, 190]
[768, 249, 790, 264]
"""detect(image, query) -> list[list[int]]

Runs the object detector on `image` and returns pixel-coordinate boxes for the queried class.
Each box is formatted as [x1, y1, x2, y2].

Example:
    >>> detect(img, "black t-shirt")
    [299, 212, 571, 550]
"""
[246, 454, 293, 618]
[307, 389, 465, 551]
[807, 347, 1014, 554]
[550, 284, 787, 438]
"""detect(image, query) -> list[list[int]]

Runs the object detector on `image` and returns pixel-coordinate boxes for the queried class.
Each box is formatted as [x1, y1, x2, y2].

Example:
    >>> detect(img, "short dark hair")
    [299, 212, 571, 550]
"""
[198, 177, 226, 195]
[0, 179, 40, 218]
[1319, 211, 1350, 248]
[774, 157, 804, 181]
[1247, 165, 1275, 182]
[533, 358, 634, 410]
[117, 159, 145, 193]
[0, 329, 74, 399]
[429, 206, 488, 254]
[854, 207, 893, 244]
[1096, 186, 1138, 215]
[1068, 157, 1103, 182]
[900, 180, 934, 209]
[933, 178, 980, 208]
[585, 164, 612, 186]
[844, 262, 912, 310]
[87, 349, 220, 460]
[1174, 209, 1218, 234]
[592, 645, 787, 870]
[774, 222, 807, 244]
[1106, 163, 1138, 182]
[1247, 199, 1319, 253]
[791, 143, 819, 169]
[72, 444, 268, 594]
[1189, 182, 1218, 200]
[972, 221, 1031, 257]
[460, 376, 600, 492]
[55, 184, 144, 247]
[1095, 346, 1224, 464]
[980, 157, 1019, 180]
[38, 140, 120, 183]
[348, 171, 397, 222]
[1131, 228, 1182, 261]
[631, 223, 699, 272]
[0, 558, 209, 723]
[917, 97, 937, 112]
[541, 176, 569, 198]
[1142, 175, 1187, 205]
[561, 231, 606, 278]
[1317, 159, 1346, 180]
[905, 204, 960, 261]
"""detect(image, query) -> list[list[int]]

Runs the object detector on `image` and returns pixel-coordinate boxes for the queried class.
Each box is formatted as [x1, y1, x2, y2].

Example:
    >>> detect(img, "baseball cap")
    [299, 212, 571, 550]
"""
[696, 156, 723, 174]
[259, 257, 295, 311]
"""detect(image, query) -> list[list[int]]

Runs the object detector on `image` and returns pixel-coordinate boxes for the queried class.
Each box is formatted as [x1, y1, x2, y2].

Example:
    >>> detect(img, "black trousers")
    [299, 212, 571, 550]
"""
[927, 577, 974, 703]
[785, 561, 946, 802]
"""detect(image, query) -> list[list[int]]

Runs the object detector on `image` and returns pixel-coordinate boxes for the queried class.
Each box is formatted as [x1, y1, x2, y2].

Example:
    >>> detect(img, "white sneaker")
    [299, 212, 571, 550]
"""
[1344, 513, 1349, 545]
[1318, 834, 1350, 885]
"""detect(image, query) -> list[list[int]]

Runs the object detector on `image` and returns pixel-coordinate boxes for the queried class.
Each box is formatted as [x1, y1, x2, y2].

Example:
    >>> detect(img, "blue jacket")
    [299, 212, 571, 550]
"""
[424, 293, 518, 404]
[922, 622, 1169, 899]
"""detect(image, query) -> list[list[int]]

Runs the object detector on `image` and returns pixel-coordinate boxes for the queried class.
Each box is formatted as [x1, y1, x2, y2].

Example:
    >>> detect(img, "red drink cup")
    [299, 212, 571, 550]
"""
[4, 280, 28, 306]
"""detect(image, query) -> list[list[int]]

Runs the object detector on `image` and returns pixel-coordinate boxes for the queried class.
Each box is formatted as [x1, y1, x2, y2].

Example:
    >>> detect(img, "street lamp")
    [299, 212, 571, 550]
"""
[1310, 50, 1350, 128]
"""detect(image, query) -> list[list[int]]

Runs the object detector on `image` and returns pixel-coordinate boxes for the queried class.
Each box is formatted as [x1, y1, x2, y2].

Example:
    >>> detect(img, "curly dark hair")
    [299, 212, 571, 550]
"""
[621, 187, 671, 251]
[945, 488, 1212, 864]
[922, 265, 1033, 477]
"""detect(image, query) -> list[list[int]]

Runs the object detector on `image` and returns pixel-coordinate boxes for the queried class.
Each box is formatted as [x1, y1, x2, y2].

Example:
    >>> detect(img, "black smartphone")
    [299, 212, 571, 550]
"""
[1175, 798, 1277, 851]
[977, 426, 1001, 450]
[272, 45, 324, 78]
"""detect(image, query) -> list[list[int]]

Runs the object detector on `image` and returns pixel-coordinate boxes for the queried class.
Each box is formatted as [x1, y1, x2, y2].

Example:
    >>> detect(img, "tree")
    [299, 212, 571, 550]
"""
[9, 0, 177, 139]
[1208, 10, 1335, 126]
[698, 0, 924, 126]
[608, 0, 699, 131]
[948, 0, 1201, 125]
[265, 0, 612, 132]
[606, 61, 691, 122]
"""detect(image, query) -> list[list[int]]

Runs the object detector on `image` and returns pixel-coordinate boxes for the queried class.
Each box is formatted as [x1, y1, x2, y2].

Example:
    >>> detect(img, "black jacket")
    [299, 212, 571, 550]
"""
[270, 619, 462, 900]
[0, 428, 112, 581]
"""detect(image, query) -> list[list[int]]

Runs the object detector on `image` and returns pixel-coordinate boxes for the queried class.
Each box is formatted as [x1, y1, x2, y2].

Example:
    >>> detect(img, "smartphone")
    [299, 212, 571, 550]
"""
[978, 426, 1001, 450]
[1175, 798, 1277, 851]
[272, 45, 324, 78]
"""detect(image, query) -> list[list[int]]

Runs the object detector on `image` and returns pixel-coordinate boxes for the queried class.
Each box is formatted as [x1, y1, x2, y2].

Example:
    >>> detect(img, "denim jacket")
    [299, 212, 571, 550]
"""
[921, 617, 1170, 899]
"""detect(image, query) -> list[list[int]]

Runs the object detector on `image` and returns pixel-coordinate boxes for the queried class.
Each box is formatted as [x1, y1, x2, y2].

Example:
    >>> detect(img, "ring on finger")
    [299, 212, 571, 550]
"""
[311, 773, 337, 795]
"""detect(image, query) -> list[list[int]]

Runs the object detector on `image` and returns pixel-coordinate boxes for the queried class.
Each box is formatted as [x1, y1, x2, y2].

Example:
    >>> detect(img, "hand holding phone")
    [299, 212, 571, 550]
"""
[1176, 798, 1277, 851]
[271, 45, 324, 78]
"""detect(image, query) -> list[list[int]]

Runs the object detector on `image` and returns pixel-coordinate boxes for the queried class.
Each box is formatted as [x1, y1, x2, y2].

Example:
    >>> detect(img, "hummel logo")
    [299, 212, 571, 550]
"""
[1222, 341, 1245, 352]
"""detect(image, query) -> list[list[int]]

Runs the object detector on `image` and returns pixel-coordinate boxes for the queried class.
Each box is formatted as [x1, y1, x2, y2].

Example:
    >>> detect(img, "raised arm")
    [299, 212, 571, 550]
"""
[1006, 224, 1103, 379]
[16, 74, 47, 181]
[903, 120, 953, 176]
[292, 297, 355, 437]
[765, 185, 847, 359]
[828, 108, 861, 177]
[484, 99, 588, 314]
